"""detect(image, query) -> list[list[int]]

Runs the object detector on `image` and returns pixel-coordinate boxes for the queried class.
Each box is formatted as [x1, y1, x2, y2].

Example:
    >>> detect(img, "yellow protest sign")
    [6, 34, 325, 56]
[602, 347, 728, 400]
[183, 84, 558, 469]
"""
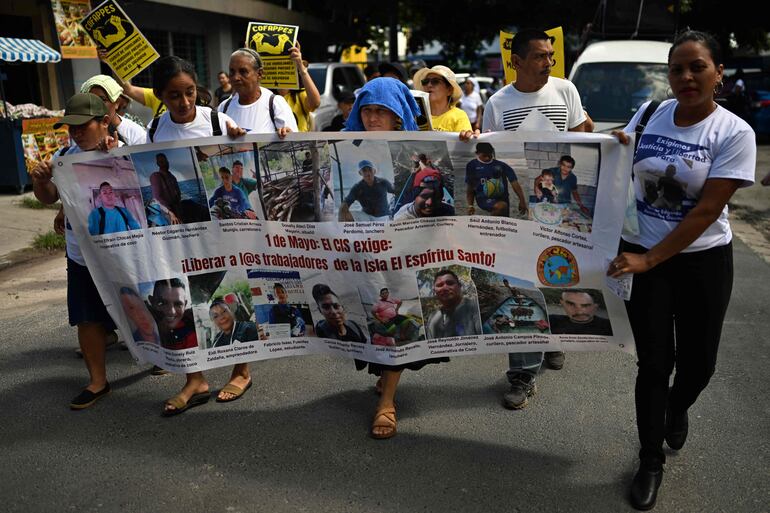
[80, 0, 159, 81]
[51, 0, 98, 59]
[245, 22, 299, 89]
[341, 45, 368, 68]
[500, 27, 565, 85]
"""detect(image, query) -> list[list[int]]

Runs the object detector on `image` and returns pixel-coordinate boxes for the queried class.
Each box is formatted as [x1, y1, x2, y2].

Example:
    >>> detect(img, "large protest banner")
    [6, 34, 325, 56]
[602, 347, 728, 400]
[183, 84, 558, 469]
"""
[53, 131, 635, 373]
[245, 22, 299, 89]
[51, 0, 98, 59]
[80, 0, 159, 81]
[500, 27, 565, 85]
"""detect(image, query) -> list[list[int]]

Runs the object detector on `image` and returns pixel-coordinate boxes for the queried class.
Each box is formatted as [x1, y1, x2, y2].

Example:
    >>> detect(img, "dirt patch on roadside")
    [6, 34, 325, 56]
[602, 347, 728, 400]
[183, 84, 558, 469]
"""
[0, 253, 66, 320]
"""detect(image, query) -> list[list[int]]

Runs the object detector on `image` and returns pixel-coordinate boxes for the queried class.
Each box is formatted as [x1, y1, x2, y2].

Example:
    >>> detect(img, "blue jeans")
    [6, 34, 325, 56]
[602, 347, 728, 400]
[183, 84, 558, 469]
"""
[506, 352, 543, 382]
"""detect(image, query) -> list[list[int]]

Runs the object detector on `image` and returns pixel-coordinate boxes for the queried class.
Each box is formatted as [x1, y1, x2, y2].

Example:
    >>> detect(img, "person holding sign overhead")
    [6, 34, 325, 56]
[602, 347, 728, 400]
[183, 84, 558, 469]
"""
[275, 42, 321, 132]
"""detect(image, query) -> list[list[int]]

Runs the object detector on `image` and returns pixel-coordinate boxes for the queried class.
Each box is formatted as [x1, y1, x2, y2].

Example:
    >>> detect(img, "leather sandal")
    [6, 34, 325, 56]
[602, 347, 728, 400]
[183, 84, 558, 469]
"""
[370, 406, 397, 439]
[162, 391, 210, 417]
[216, 380, 253, 403]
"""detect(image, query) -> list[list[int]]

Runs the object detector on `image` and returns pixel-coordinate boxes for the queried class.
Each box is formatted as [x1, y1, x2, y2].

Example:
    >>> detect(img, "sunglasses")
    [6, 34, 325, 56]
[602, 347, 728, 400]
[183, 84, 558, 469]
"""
[421, 77, 447, 87]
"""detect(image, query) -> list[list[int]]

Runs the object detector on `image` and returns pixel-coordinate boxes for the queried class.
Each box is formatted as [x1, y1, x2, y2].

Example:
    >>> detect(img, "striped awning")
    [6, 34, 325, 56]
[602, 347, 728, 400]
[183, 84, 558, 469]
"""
[0, 37, 61, 63]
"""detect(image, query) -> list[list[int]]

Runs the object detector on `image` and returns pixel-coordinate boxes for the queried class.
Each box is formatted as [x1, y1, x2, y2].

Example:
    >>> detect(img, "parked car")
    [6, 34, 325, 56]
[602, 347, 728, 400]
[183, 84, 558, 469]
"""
[569, 40, 672, 132]
[306, 63, 366, 131]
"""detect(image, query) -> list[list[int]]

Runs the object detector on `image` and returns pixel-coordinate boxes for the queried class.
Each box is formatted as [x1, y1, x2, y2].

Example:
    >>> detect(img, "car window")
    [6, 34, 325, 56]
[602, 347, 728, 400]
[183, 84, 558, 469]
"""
[343, 67, 364, 90]
[308, 67, 327, 94]
[332, 68, 347, 97]
[572, 62, 670, 122]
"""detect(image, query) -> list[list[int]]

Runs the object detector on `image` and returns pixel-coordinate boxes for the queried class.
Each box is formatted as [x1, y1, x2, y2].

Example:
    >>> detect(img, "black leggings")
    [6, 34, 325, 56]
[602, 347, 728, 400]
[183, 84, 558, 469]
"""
[623, 240, 733, 464]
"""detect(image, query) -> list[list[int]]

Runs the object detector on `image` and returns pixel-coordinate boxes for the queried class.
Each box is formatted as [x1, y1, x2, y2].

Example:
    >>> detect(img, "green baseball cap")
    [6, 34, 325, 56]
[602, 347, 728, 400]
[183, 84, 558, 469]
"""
[53, 93, 108, 129]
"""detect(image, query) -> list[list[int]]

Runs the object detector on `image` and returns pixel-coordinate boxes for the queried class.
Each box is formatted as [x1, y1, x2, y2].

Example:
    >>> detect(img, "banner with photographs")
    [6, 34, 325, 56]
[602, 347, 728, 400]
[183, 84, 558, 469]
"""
[80, 0, 159, 81]
[245, 22, 299, 89]
[51, 0, 98, 59]
[53, 131, 635, 373]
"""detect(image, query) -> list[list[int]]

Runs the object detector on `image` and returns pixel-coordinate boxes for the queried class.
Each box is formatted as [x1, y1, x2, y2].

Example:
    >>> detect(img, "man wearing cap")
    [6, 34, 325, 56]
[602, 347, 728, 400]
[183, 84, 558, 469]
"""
[482, 29, 591, 409]
[465, 142, 527, 217]
[87, 181, 141, 236]
[393, 176, 455, 221]
[378, 62, 408, 84]
[81, 74, 146, 146]
[413, 65, 472, 132]
[339, 160, 395, 222]
[30, 93, 120, 410]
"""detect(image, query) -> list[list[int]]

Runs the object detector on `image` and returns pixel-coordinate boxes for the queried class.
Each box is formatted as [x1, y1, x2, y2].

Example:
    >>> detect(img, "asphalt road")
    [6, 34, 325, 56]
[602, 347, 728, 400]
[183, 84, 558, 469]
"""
[0, 238, 767, 513]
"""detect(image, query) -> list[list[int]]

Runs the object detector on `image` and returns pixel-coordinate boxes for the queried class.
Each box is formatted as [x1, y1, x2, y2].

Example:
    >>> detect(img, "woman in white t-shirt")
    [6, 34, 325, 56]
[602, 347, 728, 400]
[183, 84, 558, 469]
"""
[146, 56, 251, 416]
[218, 48, 297, 136]
[609, 31, 756, 511]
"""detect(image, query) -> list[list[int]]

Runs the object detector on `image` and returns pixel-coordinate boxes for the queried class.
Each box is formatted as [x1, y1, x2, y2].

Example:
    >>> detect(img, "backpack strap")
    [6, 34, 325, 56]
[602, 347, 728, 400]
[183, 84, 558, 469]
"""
[634, 101, 661, 155]
[116, 206, 130, 228]
[148, 116, 160, 143]
[210, 109, 222, 136]
[60, 146, 71, 156]
[221, 96, 233, 114]
[269, 93, 276, 128]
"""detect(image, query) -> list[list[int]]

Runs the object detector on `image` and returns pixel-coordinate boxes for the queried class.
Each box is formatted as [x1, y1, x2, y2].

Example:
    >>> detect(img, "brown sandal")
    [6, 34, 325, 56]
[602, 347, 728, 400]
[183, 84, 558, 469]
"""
[371, 406, 397, 439]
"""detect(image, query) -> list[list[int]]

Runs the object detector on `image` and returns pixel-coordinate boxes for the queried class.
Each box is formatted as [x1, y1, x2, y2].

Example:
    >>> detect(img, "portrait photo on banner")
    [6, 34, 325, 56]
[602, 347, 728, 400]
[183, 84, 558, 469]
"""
[357, 271, 425, 347]
[71, 156, 146, 237]
[303, 270, 370, 343]
[539, 287, 614, 336]
[331, 139, 397, 222]
[416, 265, 483, 340]
[257, 140, 335, 222]
[130, 147, 211, 226]
[134, 276, 200, 350]
[188, 269, 259, 349]
[194, 143, 261, 220]
[388, 140, 455, 219]
[114, 282, 161, 345]
[470, 269, 550, 335]
[247, 268, 315, 339]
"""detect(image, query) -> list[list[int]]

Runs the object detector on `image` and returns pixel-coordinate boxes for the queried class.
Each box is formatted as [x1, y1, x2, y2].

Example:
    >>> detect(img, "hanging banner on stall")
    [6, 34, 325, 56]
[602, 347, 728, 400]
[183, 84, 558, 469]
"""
[245, 22, 299, 89]
[51, 0, 98, 59]
[53, 130, 636, 373]
[21, 118, 69, 172]
[80, 0, 159, 81]
[500, 27, 564, 85]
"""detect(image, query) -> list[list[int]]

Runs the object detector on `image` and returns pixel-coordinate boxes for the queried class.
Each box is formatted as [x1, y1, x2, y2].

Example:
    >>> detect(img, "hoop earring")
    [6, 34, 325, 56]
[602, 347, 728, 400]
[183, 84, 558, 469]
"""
[665, 87, 673, 98]
[714, 80, 724, 95]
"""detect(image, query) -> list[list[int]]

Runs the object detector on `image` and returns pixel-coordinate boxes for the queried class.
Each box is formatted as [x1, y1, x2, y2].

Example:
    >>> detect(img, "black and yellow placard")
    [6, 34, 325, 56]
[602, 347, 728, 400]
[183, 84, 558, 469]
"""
[410, 90, 433, 131]
[500, 27, 565, 85]
[80, 0, 159, 81]
[245, 22, 299, 89]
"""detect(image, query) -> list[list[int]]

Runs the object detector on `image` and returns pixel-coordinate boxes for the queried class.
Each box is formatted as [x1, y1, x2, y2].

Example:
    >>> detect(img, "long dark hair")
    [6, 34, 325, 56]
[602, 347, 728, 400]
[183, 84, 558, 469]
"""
[151, 55, 212, 107]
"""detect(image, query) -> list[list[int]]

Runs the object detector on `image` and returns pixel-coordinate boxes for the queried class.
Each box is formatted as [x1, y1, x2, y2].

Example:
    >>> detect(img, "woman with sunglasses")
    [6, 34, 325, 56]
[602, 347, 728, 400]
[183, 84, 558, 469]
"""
[413, 65, 472, 132]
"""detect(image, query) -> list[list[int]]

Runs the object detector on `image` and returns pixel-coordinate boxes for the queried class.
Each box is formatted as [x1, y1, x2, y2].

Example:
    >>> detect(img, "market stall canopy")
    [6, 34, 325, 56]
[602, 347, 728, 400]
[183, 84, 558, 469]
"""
[0, 37, 61, 63]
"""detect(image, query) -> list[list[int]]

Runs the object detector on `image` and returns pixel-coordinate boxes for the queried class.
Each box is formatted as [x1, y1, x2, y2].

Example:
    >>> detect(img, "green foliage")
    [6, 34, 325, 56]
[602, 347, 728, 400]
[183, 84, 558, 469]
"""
[32, 231, 65, 250]
[19, 197, 60, 210]
[213, 280, 254, 318]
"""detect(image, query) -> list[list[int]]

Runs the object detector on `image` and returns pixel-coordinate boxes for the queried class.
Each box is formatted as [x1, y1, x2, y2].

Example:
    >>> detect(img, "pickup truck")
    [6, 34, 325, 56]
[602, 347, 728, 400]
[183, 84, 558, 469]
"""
[306, 63, 366, 131]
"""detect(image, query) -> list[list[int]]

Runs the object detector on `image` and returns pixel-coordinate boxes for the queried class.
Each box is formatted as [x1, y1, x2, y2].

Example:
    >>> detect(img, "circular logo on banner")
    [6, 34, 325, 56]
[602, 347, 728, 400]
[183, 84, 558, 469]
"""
[537, 246, 579, 287]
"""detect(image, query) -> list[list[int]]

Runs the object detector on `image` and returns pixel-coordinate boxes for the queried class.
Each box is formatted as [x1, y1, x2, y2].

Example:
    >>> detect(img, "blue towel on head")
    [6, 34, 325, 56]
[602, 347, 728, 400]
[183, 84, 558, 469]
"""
[345, 77, 420, 132]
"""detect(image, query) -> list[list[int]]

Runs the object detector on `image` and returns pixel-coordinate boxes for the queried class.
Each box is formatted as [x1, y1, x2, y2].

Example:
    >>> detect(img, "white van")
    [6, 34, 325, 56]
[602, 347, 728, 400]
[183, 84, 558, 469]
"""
[569, 40, 672, 132]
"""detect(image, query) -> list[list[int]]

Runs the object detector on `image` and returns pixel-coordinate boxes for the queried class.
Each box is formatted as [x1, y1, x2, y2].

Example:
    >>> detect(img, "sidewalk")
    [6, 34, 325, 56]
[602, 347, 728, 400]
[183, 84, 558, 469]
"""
[0, 191, 61, 266]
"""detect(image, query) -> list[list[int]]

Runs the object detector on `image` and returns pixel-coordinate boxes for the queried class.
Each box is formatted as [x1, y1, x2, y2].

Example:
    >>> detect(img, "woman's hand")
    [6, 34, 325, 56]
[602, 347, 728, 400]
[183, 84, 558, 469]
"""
[612, 130, 631, 145]
[607, 251, 653, 277]
[459, 129, 480, 142]
[30, 160, 53, 184]
[225, 121, 246, 138]
[277, 126, 292, 139]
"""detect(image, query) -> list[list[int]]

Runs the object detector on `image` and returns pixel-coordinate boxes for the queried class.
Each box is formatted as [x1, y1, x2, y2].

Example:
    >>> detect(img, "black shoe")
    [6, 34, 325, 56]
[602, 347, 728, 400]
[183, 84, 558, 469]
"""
[70, 383, 111, 410]
[151, 365, 170, 376]
[629, 464, 663, 511]
[665, 408, 688, 450]
[503, 373, 537, 409]
[544, 351, 565, 370]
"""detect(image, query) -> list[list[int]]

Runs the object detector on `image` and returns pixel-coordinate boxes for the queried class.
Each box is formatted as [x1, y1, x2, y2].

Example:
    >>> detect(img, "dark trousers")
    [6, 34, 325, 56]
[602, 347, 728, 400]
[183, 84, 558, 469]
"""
[623, 241, 733, 464]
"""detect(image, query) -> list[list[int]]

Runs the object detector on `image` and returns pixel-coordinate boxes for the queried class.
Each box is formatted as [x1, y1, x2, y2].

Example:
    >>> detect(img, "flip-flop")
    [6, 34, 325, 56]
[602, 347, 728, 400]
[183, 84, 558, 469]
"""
[370, 406, 397, 439]
[162, 391, 210, 417]
[216, 380, 253, 403]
